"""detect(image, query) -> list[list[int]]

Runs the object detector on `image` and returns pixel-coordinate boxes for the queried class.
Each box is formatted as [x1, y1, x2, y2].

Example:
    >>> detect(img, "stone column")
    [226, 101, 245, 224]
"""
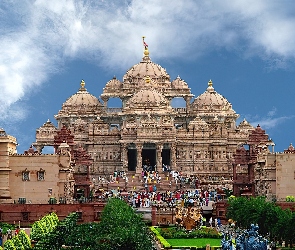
[121, 143, 128, 171]
[136, 143, 143, 173]
[156, 144, 163, 171]
[101, 97, 109, 110]
[170, 143, 176, 170]
[185, 96, 191, 110]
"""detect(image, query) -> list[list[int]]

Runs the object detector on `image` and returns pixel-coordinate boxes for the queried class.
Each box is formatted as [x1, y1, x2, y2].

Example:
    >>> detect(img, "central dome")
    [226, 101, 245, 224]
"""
[122, 47, 171, 89]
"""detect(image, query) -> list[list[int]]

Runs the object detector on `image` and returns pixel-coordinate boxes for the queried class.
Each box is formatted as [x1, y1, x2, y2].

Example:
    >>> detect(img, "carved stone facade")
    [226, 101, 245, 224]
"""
[33, 44, 255, 185]
[1, 42, 295, 205]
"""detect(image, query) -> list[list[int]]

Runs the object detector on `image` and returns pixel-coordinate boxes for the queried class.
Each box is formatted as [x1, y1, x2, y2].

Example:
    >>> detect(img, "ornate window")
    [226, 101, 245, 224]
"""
[22, 169, 30, 181]
[37, 169, 45, 181]
[21, 212, 29, 221]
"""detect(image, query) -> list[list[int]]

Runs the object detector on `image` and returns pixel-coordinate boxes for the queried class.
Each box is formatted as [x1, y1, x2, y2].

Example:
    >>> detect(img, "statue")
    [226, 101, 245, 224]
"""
[222, 224, 267, 250]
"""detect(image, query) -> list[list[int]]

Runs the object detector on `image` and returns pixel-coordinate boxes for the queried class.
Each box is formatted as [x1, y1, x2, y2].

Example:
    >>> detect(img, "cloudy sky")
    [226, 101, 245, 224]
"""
[1, 0, 295, 153]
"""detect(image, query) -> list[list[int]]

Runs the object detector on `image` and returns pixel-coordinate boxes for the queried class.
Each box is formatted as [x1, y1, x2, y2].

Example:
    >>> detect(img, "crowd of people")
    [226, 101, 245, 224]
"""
[93, 166, 231, 212]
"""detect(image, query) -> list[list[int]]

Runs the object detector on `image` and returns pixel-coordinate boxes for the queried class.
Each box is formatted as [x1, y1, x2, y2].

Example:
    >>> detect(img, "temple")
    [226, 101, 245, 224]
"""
[33, 39, 253, 184]
[0, 39, 294, 209]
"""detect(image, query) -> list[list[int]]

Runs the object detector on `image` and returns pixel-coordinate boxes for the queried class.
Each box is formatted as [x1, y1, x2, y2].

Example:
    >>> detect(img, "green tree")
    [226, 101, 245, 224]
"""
[34, 212, 79, 250]
[18, 230, 32, 249]
[30, 212, 59, 241]
[227, 197, 281, 235]
[11, 236, 24, 250]
[98, 198, 153, 250]
[226, 196, 295, 243]
[3, 240, 16, 250]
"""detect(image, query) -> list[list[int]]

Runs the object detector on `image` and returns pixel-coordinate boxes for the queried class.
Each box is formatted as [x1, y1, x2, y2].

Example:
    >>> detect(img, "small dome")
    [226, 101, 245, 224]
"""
[64, 80, 101, 107]
[103, 76, 123, 94]
[171, 76, 189, 89]
[125, 89, 171, 111]
[237, 119, 254, 133]
[56, 80, 102, 118]
[191, 80, 235, 115]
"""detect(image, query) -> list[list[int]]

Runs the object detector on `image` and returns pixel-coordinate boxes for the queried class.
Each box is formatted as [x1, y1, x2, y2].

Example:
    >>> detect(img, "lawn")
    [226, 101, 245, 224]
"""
[166, 238, 221, 247]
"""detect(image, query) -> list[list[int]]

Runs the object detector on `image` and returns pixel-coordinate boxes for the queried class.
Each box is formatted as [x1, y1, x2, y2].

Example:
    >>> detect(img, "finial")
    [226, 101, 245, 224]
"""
[207, 79, 214, 92]
[142, 36, 149, 57]
[80, 79, 86, 91]
[81, 79, 85, 88]
[208, 79, 213, 87]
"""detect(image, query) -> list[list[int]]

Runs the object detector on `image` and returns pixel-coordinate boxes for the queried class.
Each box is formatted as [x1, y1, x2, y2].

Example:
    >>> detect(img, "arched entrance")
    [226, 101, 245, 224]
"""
[162, 143, 171, 167]
[127, 143, 137, 171]
[142, 143, 156, 171]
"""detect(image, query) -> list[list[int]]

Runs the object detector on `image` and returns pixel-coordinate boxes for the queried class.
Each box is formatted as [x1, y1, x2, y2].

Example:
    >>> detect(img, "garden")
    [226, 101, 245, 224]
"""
[1, 196, 295, 249]
[151, 226, 222, 249]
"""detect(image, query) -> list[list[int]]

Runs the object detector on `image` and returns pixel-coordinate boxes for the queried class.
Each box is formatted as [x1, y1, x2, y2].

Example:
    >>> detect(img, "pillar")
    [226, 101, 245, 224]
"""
[156, 144, 163, 170]
[136, 143, 143, 173]
[121, 143, 128, 171]
[170, 143, 176, 170]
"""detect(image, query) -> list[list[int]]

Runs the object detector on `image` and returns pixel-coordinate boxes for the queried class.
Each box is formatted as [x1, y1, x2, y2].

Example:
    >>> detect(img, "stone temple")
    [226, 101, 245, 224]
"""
[2, 39, 295, 210]
[32, 40, 255, 185]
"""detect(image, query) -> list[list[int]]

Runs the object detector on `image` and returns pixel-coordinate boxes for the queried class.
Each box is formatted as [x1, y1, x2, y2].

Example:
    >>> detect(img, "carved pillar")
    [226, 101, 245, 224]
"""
[170, 143, 176, 170]
[101, 97, 109, 109]
[136, 143, 143, 173]
[156, 144, 163, 170]
[121, 143, 128, 171]
[185, 96, 191, 110]
[35, 145, 44, 154]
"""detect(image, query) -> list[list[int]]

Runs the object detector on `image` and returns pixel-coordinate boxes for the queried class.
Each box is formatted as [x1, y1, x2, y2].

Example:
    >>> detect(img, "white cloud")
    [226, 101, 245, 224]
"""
[0, 0, 295, 122]
[246, 107, 293, 129]
[267, 107, 277, 117]
[250, 116, 293, 130]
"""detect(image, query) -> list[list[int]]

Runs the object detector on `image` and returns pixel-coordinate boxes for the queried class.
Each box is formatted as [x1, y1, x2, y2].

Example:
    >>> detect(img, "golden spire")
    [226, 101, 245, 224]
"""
[208, 79, 213, 87]
[80, 79, 86, 91]
[207, 79, 214, 92]
[142, 36, 149, 57]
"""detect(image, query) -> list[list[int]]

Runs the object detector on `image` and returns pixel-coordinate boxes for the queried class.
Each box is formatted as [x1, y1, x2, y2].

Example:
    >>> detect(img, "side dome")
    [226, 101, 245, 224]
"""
[171, 76, 189, 89]
[55, 80, 102, 119]
[124, 88, 172, 112]
[102, 76, 123, 96]
[191, 80, 237, 117]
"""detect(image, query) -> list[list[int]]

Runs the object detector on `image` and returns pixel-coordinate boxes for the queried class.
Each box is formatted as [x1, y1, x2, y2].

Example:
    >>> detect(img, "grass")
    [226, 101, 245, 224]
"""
[166, 238, 221, 247]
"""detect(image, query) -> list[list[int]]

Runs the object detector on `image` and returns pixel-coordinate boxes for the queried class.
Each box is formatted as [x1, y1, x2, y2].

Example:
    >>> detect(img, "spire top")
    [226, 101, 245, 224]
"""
[142, 36, 150, 60]
[80, 79, 86, 91]
[207, 79, 214, 92]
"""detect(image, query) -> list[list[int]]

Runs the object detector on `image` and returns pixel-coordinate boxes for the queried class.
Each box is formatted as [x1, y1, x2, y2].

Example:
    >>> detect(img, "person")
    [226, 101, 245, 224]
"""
[209, 217, 213, 227]
[217, 218, 221, 228]
[15, 226, 20, 235]
[7, 229, 12, 239]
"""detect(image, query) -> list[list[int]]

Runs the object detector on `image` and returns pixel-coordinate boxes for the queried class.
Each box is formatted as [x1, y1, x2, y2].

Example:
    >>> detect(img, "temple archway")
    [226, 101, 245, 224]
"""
[142, 143, 156, 171]
[127, 143, 137, 171]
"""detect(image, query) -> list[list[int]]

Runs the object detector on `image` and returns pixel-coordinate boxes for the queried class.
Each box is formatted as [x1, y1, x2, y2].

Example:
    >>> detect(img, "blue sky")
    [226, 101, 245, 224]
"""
[0, 0, 295, 153]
